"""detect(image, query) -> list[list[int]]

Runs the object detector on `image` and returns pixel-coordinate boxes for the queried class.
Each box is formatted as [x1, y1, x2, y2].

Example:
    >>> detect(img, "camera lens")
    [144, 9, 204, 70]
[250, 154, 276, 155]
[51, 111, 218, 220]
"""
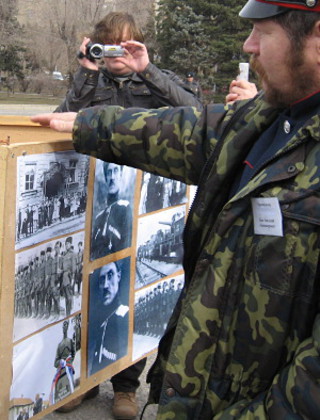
[89, 44, 103, 59]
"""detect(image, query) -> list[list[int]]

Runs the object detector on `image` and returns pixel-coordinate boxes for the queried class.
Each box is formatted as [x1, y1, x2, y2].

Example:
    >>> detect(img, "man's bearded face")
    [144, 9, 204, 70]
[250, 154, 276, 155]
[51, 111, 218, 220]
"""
[250, 36, 317, 107]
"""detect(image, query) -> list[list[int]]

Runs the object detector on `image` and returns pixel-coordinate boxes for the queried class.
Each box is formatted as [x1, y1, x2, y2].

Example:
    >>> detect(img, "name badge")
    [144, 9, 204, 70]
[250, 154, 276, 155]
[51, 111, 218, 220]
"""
[251, 197, 283, 237]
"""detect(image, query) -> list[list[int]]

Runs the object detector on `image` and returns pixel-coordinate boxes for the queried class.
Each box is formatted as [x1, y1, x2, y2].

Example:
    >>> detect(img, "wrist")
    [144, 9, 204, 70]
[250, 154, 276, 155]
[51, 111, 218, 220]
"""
[137, 60, 152, 76]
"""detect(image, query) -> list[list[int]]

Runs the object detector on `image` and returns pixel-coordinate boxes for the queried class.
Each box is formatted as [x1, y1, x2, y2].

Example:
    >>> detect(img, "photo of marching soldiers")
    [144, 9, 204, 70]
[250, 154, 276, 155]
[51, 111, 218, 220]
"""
[16, 151, 89, 250]
[139, 173, 187, 214]
[135, 206, 185, 289]
[10, 315, 81, 419]
[90, 160, 136, 261]
[133, 275, 184, 360]
[14, 231, 84, 342]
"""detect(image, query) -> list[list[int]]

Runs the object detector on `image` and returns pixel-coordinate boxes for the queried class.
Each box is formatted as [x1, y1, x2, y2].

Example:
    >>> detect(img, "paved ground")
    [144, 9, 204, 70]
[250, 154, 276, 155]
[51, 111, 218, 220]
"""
[0, 103, 58, 116]
[43, 354, 158, 420]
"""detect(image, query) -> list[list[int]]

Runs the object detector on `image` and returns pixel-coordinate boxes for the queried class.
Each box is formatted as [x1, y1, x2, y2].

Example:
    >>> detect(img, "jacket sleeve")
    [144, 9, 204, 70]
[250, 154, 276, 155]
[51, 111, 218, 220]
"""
[215, 314, 320, 419]
[138, 63, 203, 110]
[72, 104, 225, 185]
[54, 66, 100, 112]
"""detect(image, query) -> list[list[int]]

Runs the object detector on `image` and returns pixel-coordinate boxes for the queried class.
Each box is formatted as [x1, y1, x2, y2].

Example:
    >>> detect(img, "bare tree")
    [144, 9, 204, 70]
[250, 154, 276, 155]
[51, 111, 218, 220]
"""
[17, 0, 108, 78]
[0, 2, 18, 40]
[43, 0, 107, 76]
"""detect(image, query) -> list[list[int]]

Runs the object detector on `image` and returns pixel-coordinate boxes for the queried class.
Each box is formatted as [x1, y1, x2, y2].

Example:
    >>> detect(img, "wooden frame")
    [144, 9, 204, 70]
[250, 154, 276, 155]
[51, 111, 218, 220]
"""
[0, 117, 189, 419]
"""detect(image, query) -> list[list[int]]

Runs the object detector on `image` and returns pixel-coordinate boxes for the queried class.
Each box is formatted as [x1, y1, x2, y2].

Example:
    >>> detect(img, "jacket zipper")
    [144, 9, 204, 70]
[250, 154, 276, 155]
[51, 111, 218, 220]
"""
[183, 99, 257, 273]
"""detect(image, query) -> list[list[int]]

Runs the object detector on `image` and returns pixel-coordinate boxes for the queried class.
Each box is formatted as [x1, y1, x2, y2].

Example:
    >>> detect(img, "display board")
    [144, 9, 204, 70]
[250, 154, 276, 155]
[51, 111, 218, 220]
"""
[0, 116, 191, 420]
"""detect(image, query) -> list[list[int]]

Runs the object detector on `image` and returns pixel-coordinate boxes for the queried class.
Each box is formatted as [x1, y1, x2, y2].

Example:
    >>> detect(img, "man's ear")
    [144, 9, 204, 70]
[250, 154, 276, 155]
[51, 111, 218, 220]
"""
[313, 20, 320, 42]
[117, 270, 121, 283]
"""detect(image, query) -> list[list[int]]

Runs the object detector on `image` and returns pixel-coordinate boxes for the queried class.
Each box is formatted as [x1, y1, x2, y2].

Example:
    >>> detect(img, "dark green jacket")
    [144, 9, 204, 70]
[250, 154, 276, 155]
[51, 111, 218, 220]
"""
[73, 93, 320, 419]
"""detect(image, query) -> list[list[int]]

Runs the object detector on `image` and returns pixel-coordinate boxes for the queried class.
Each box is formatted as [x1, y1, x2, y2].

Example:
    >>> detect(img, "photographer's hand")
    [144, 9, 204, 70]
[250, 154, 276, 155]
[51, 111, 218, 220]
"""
[78, 37, 99, 71]
[119, 40, 150, 73]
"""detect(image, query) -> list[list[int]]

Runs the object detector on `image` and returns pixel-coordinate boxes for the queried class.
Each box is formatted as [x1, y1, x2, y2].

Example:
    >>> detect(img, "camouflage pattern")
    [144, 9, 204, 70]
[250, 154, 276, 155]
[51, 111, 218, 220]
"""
[73, 93, 320, 419]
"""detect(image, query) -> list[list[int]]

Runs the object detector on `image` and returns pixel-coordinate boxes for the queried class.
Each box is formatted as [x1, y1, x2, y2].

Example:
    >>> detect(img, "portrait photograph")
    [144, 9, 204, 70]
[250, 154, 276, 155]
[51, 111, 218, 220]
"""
[90, 159, 136, 261]
[135, 206, 186, 289]
[16, 151, 89, 251]
[87, 257, 131, 376]
[14, 231, 84, 342]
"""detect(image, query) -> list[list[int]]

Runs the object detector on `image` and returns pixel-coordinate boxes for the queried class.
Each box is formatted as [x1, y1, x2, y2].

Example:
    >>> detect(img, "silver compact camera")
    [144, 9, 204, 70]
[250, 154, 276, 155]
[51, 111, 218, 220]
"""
[87, 43, 125, 59]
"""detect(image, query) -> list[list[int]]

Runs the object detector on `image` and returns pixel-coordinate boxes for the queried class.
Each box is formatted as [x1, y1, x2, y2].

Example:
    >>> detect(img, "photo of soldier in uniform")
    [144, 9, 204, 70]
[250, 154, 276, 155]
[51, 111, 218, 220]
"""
[87, 258, 130, 376]
[133, 275, 184, 360]
[14, 232, 84, 342]
[10, 316, 81, 419]
[139, 173, 187, 214]
[16, 151, 89, 250]
[90, 160, 136, 260]
[135, 206, 185, 289]
[50, 319, 76, 404]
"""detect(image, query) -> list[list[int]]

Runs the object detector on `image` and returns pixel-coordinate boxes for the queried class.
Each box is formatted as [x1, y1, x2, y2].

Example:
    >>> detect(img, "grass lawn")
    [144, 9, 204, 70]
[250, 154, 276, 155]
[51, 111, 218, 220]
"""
[0, 92, 62, 105]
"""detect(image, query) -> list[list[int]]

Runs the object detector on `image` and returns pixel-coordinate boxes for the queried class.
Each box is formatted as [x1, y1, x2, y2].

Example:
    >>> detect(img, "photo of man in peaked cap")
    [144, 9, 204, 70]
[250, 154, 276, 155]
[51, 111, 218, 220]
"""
[91, 161, 134, 261]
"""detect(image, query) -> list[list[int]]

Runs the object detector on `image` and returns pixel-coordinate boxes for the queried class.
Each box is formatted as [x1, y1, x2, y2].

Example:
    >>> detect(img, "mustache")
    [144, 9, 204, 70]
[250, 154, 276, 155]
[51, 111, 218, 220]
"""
[250, 55, 267, 82]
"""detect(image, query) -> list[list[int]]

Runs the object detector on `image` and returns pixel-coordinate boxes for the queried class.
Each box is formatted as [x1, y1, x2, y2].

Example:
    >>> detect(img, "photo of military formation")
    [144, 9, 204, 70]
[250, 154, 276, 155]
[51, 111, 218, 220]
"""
[133, 275, 184, 359]
[16, 151, 89, 250]
[14, 231, 84, 342]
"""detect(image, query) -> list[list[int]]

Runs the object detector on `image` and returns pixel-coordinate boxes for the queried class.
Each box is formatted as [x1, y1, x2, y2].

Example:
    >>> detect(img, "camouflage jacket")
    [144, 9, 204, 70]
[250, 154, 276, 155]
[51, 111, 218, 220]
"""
[73, 93, 320, 419]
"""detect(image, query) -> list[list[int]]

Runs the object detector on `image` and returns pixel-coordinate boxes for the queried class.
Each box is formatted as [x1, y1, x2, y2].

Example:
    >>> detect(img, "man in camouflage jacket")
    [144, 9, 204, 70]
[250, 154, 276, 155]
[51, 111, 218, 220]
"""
[32, 0, 320, 418]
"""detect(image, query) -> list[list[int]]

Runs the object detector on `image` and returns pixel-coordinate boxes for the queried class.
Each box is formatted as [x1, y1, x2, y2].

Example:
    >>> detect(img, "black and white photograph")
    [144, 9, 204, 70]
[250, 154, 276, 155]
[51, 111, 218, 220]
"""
[135, 206, 185, 289]
[16, 151, 89, 250]
[10, 315, 81, 419]
[139, 173, 187, 214]
[87, 257, 131, 376]
[189, 184, 197, 206]
[14, 232, 84, 342]
[90, 160, 136, 261]
[133, 275, 184, 360]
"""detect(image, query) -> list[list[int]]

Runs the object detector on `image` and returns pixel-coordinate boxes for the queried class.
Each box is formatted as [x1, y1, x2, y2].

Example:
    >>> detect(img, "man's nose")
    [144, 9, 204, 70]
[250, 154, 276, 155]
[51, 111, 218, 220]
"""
[243, 29, 259, 55]
[102, 280, 109, 289]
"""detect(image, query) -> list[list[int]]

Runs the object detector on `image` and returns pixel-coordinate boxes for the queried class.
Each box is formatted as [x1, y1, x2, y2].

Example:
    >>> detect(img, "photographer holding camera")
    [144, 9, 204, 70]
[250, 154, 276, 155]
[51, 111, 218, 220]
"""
[55, 13, 202, 113]
[55, 11, 202, 420]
